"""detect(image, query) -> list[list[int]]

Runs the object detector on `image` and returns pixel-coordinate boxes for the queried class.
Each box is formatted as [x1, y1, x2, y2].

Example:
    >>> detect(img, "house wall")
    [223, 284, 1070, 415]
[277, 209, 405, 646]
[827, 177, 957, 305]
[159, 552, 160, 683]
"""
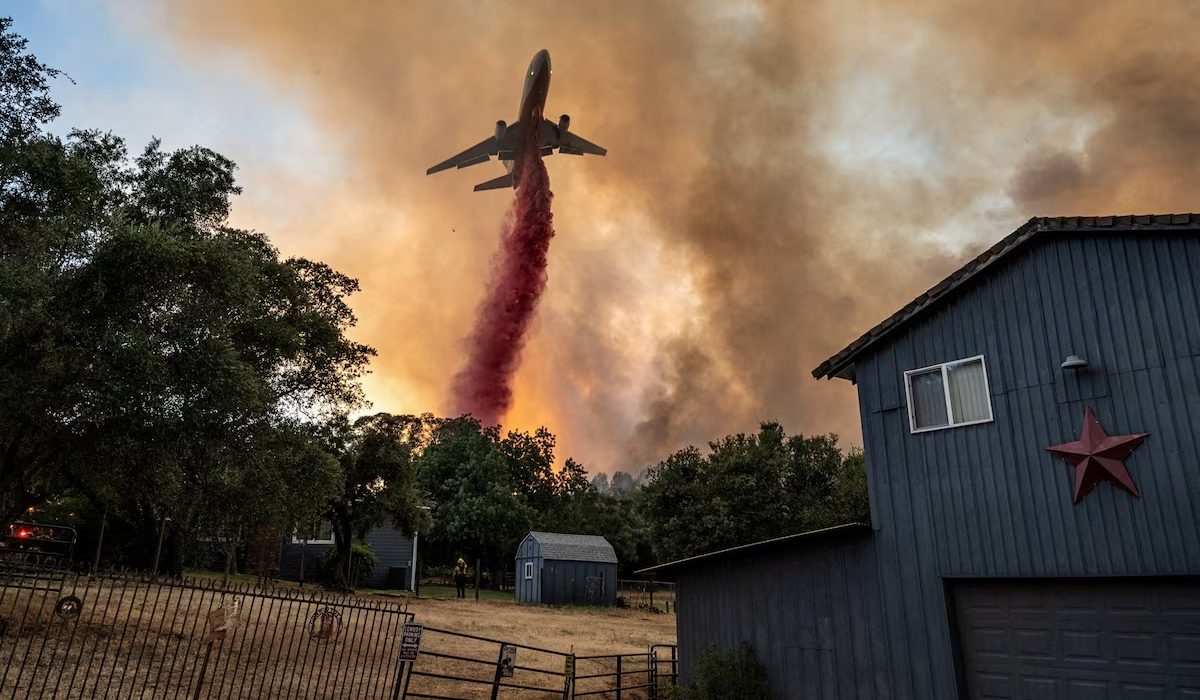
[515, 535, 542, 603]
[851, 232, 1200, 697]
[541, 559, 618, 606]
[675, 533, 891, 698]
[279, 525, 414, 589]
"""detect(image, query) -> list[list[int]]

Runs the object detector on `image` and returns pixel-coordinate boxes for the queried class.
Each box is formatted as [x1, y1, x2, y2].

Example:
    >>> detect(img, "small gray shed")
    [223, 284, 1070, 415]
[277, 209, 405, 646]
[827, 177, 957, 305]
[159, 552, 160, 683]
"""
[515, 532, 618, 605]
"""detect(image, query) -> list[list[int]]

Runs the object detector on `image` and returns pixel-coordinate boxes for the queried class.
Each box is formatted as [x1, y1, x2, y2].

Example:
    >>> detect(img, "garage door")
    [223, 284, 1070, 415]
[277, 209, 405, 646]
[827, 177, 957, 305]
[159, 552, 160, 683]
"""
[952, 579, 1200, 699]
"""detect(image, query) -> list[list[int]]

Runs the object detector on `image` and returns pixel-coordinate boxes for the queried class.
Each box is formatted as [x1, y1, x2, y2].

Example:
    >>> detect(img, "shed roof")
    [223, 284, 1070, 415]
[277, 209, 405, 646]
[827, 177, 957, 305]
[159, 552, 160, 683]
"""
[635, 522, 871, 575]
[525, 531, 618, 564]
[812, 213, 1200, 382]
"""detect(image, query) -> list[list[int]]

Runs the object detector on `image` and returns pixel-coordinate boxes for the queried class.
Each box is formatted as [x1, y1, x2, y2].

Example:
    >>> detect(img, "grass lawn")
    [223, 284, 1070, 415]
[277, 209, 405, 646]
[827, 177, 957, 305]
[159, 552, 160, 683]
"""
[406, 583, 515, 601]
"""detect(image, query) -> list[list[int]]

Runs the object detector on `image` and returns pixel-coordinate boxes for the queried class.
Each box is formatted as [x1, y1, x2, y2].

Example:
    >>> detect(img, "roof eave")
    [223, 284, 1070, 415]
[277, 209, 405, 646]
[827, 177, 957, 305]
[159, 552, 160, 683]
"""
[635, 522, 872, 576]
[811, 214, 1200, 380]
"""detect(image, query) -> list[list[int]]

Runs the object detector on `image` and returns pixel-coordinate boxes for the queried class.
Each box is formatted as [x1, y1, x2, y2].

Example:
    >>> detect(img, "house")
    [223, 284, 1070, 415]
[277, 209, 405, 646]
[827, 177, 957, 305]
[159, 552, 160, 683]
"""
[642, 215, 1200, 698]
[278, 520, 417, 589]
[515, 531, 618, 605]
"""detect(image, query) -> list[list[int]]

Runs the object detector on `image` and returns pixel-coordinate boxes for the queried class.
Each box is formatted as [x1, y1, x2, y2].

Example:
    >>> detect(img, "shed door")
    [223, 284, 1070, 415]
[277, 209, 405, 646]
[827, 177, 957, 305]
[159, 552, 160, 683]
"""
[952, 579, 1200, 699]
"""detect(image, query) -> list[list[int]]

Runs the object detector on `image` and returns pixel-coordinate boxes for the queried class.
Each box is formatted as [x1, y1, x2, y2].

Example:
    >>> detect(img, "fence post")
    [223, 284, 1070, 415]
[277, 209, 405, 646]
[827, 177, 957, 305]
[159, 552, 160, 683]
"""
[389, 659, 409, 700]
[489, 644, 507, 700]
[191, 642, 214, 700]
[650, 648, 657, 700]
[616, 655, 623, 700]
[563, 653, 575, 700]
[92, 510, 107, 573]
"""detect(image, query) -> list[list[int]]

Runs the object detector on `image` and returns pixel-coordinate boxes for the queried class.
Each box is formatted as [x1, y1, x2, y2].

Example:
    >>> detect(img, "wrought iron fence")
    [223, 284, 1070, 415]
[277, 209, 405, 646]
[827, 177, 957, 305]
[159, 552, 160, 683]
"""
[614, 580, 675, 613]
[0, 567, 413, 699]
[0, 565, 676, 700]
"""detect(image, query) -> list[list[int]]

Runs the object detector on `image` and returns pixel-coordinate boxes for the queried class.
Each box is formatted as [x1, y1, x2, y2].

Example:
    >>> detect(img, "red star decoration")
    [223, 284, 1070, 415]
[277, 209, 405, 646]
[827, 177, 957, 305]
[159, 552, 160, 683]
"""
[1046, 407, 1148, 503]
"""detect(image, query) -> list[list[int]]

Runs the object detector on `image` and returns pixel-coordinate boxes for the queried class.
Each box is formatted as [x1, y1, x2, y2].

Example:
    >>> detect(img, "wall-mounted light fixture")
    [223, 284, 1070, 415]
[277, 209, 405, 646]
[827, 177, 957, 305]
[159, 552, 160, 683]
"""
[1061, 354, 1089, 370]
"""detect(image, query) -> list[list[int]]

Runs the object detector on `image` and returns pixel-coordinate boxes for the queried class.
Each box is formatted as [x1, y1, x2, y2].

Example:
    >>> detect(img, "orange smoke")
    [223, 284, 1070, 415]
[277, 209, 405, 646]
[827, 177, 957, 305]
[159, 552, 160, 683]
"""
[155, 0, 1200, 471]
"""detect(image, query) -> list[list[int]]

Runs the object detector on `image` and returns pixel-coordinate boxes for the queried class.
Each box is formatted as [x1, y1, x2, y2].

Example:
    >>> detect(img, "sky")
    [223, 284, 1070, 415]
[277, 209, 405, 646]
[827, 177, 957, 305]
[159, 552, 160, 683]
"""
[11, 0, 1200, 474]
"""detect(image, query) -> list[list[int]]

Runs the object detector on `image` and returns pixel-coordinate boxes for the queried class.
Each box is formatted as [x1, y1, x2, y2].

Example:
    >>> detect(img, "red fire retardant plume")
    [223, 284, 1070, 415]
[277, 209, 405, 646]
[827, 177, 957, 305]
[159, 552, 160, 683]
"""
[450, 137, 555, 425]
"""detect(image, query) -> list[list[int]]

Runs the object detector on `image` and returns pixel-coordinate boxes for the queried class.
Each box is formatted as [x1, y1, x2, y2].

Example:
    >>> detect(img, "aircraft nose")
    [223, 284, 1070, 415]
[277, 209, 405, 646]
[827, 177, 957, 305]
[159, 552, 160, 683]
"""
[537, 49, 551, 74]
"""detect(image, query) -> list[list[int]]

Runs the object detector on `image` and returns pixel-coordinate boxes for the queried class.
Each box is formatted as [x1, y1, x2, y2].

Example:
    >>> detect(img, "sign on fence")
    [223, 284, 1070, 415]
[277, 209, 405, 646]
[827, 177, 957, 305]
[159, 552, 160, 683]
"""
[562, 654, 575, 698]
[499, 644, 517, 677]
[202, 598, 241, 643]
[399, 622, 423, 661]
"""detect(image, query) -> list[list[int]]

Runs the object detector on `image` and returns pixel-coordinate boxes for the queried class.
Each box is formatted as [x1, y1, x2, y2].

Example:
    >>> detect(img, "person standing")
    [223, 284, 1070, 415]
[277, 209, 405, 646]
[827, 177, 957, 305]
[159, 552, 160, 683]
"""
[453, 557, 468, 599]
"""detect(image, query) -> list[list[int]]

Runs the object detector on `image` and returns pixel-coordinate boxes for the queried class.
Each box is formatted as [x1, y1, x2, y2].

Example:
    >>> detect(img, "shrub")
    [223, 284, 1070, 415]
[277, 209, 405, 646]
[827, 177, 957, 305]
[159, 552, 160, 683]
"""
[319, 543, 378, 586]
[681, 643, 771, 700]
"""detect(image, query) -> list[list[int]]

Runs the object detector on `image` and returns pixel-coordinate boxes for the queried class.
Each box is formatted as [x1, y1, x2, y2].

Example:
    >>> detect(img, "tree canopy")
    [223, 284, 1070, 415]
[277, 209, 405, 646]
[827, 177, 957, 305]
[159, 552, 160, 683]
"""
[0, 17, 371, 565]
[638, 422, 869, 562]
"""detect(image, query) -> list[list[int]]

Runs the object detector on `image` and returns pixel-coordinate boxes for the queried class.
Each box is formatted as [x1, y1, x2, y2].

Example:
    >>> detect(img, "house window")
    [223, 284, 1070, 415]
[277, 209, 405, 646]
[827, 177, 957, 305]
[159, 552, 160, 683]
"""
[524, 562, 534, 580]
[292, 519, 335, 545]
[904, 355, 993, 432]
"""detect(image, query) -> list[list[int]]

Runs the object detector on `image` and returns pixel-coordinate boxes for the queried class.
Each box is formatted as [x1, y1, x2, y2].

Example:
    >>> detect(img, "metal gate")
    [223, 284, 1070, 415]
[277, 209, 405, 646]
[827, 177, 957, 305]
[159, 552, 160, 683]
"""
[395, 624, 678, 700]
[0, 568, 413, 698]
[399, 625, 573, 699]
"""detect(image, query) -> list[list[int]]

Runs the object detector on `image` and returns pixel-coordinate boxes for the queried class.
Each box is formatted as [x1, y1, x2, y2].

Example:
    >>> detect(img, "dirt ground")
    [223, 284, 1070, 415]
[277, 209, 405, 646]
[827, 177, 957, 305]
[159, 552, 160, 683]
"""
[393, 592, 675, 657]
[362, 590, 676, 700]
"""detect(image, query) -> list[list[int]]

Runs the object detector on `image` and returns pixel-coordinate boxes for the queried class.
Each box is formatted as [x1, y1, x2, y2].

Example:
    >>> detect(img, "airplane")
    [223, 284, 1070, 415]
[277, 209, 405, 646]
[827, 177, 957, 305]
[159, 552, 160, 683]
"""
[426, 49, 607, 191]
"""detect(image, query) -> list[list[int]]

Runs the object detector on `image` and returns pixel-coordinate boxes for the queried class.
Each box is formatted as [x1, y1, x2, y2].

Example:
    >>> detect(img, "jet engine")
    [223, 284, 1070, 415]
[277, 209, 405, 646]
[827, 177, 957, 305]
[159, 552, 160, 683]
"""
[495, 120, 507, 140]
[557, 114, 570, 136]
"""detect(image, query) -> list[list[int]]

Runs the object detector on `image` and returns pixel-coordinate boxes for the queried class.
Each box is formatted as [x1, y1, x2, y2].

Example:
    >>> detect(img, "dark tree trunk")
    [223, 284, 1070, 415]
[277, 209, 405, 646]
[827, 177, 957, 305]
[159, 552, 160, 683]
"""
[329, 505, 354, 591]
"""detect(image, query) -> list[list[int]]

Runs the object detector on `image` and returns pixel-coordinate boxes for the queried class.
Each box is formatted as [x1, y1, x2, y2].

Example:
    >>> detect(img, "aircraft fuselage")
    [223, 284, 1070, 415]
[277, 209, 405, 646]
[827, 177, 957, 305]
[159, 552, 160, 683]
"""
[426, 48, 605, 191]
[508, 49, 552, 184]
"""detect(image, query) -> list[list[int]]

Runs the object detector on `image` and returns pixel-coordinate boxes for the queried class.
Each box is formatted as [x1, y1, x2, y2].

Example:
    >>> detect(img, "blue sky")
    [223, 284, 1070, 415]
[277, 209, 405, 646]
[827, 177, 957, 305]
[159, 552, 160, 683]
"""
[9, 1, 344, 246]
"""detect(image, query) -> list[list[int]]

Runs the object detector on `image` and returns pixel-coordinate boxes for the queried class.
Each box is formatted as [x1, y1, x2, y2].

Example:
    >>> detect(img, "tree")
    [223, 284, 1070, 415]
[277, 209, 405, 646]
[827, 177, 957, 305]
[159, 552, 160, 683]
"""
[639, 422, 869, 562]
[542, 459, 655, 573]
[318, 413, 431, 589]
[0, 19, 373, 567]
[416, 417, 539, 577]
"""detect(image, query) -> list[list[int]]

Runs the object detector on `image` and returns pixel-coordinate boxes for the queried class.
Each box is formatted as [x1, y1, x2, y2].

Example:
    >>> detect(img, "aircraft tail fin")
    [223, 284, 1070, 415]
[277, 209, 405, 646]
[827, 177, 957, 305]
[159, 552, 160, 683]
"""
[473, 172, 516, 192]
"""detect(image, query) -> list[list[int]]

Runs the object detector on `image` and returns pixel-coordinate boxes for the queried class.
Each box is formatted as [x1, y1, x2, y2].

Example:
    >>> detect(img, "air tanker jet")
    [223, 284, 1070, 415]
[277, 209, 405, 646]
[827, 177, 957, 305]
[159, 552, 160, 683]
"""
[426, 50, 607, 191]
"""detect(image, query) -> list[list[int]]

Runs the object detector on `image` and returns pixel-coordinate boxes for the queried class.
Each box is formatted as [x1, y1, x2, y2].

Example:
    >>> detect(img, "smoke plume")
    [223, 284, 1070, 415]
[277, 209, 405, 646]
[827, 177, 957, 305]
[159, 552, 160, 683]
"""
[451, 134, 555, 426]
[156, 0, 1200, 472]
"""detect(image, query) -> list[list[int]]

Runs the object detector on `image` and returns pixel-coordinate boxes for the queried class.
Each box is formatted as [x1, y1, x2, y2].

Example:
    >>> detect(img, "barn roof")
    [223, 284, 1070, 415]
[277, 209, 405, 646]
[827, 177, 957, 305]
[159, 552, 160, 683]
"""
[812, 213, 1200, 382]
[526, 531, 618, 564]
[635, 522, 871, 575]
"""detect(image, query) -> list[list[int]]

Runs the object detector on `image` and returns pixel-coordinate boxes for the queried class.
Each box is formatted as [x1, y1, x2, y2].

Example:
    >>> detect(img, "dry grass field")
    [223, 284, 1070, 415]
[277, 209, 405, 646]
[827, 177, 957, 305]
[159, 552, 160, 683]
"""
[364, 589, 677, 700]
[0, 572, 675, 699]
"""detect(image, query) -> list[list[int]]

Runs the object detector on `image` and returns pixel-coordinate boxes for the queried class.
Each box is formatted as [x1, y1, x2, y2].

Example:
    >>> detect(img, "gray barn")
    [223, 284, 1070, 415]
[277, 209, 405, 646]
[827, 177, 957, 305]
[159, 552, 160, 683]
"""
[515, 531, 618, 605]
[645, 215, 1200, 698]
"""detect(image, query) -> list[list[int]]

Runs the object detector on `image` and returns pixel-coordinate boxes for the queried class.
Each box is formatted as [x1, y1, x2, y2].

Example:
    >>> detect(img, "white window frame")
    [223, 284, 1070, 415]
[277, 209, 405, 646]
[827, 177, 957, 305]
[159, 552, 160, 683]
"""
[291, 520, 335, 545]
[903, 354, 994, 434]
[524, 562, 534, 580]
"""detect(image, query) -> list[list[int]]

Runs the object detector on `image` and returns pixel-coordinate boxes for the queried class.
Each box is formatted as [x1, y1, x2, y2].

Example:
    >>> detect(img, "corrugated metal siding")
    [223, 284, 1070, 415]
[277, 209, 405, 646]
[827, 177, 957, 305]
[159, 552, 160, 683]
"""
[853, 232, 1200, 698]
[675, 534, 891, 699]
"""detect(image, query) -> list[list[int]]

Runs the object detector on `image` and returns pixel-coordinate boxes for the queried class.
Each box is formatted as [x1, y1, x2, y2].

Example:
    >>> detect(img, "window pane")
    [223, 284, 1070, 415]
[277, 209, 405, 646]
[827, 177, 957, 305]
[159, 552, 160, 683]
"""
[947, 359, 991, 423]
[909, 369, 949, 429]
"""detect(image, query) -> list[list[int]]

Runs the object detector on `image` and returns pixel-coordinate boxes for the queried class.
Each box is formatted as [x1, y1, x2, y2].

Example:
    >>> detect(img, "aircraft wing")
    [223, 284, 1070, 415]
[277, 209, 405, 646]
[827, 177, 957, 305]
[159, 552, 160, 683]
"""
[541, 118, 607, 156]
[427, 123, 524, 175]
[426, 137, 497, 174]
